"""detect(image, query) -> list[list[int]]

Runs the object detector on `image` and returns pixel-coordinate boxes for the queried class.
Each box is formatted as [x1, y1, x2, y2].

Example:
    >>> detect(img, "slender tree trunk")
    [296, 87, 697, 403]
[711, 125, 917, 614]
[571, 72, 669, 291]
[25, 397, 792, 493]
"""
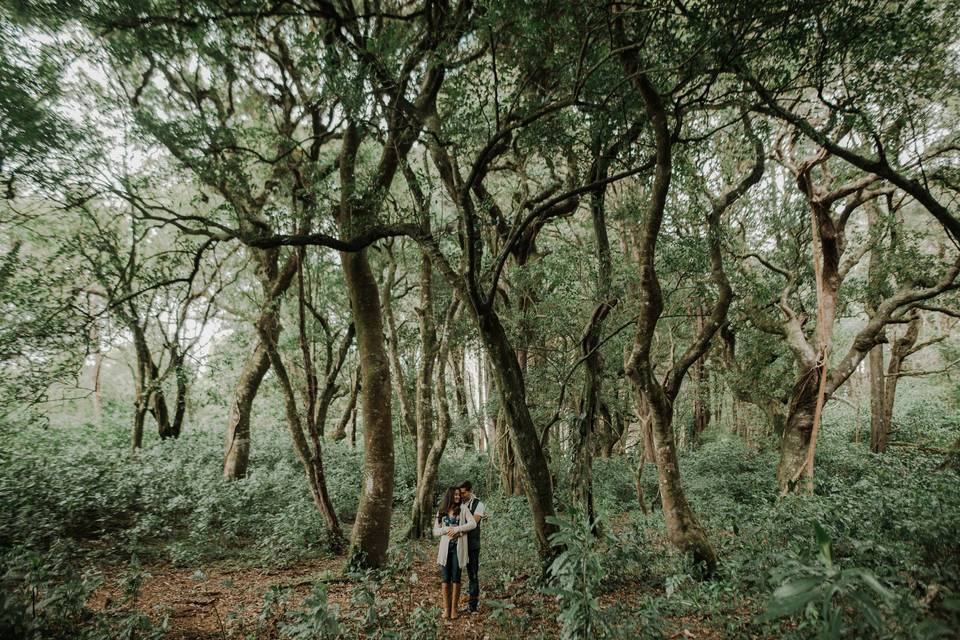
[314, 324, 355, 435]
[473, 305, 558, 562]
[342, 248, 394, 569]
[409, 253, 441, 540]
[259, 324, 346, 550]
[349, 403, 358, 448]
[691, 308, 711, 445]
[330, 371, 360, 441]
[223, 342, 271, 478]
[130, 323, 174, 440]
[381, 248, 417, 439]
[881, 313, 921, 448]
[171, 355, 187, 438]
[132, 402, 146, 449]
[868, 344, 887, 453]
[410, 298, 460, 539]
[573, 301, 614, 526]
[87, 293, 103, 424]
[451, 347, 472, 447]
[224, 249, 297, 479]
[414, 253, 438, 493]
[634, 462, 650, 514]
[867, 203, 887, 454]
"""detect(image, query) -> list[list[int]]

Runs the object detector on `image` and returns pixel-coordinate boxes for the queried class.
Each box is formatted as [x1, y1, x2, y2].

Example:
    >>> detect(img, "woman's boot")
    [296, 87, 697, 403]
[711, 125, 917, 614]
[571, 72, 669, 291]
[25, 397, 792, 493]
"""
[441, 583, 450, 619]
[450, 582, 461, 620]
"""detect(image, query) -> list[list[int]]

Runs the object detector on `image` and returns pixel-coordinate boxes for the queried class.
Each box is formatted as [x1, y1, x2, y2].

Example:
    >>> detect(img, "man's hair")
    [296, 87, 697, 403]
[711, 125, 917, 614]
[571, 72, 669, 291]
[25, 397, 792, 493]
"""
[458, 480, 472, 491]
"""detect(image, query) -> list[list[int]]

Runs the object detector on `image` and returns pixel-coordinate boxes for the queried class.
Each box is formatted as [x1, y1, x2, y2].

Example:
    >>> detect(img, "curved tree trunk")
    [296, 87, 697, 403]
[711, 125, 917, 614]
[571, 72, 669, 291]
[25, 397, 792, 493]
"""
[330, 372, 360, 441]
[224, 249, 297, 479]
[879, 313, 921, 451]
[641, 385, 716, 570]
[258, 321, 346, 551]
[473, 306, 558, 563]
[572, 301, 614, 528]
[130, 322, 174, 441]
[223, 342, 271, 478]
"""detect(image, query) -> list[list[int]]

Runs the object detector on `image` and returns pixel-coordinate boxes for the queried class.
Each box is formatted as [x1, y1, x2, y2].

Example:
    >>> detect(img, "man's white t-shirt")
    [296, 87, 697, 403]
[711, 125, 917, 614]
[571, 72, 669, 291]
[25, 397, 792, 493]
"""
[469, 497, 486, 519]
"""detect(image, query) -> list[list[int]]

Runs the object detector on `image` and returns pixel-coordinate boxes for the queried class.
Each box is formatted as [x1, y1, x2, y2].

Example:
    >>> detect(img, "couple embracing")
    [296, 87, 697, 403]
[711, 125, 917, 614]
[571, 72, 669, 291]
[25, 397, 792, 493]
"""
[433, 480, 487, 620]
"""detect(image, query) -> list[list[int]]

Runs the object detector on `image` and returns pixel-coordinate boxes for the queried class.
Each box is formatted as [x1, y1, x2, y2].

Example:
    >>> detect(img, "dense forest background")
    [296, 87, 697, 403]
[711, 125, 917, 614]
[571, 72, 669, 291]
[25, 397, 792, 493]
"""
[2, 1, 960, 638]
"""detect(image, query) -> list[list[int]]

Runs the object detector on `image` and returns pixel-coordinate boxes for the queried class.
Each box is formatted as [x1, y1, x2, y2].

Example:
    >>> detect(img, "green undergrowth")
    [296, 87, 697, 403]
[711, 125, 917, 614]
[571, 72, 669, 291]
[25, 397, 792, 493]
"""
[1, 400, 958, 638]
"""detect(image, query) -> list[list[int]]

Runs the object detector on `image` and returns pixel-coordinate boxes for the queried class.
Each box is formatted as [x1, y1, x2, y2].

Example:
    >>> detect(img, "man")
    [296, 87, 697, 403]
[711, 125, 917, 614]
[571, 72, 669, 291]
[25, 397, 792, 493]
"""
[457, 480, 487, 613]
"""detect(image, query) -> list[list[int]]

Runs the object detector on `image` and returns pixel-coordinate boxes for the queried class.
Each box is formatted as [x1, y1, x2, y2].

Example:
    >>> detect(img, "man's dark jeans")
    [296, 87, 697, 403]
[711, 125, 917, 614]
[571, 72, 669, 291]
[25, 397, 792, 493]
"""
[467, 546, 480, 610]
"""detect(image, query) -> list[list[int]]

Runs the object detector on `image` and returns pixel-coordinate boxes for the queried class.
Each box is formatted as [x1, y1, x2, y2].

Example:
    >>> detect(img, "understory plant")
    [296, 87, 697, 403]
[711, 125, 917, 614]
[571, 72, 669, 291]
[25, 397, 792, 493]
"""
[759, 522, 894, 639]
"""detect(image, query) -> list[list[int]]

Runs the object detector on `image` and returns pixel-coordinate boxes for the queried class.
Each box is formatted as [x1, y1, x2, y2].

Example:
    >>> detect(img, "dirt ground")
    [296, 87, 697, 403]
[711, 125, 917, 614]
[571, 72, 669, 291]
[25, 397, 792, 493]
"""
[88, 553, 562, 639]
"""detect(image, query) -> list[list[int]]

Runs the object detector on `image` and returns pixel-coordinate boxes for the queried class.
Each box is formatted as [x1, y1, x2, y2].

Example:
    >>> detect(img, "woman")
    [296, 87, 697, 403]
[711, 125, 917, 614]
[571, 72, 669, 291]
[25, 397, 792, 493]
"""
[433, 485, 476, 620]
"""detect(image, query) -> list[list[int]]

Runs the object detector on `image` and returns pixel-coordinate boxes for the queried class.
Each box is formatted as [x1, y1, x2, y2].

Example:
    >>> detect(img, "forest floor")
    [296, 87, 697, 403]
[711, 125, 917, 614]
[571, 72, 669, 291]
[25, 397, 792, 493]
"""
[10, 419, 956, 638]
[88, 553, 559, 639]
[86, 553, 731, 639]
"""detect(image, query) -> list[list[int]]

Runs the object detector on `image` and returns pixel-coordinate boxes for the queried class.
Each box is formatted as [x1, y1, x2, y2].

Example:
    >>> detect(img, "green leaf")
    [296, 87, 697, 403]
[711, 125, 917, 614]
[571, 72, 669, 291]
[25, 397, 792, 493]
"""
[759, 591, 818, 622]
[773, 577, 822, 600]
[846, 569, 894, 602]
[814, 522, 833, 569]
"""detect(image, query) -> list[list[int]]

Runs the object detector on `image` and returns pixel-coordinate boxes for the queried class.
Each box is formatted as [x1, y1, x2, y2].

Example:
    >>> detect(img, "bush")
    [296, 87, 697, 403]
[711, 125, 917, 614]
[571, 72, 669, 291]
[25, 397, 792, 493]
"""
[758, 523, 894, 639]
[0, 544, 167, 640]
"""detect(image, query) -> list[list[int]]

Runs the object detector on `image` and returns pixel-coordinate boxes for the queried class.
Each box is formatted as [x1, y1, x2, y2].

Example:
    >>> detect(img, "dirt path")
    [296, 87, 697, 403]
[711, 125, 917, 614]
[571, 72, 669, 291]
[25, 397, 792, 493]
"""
[89, 553, 558, 639]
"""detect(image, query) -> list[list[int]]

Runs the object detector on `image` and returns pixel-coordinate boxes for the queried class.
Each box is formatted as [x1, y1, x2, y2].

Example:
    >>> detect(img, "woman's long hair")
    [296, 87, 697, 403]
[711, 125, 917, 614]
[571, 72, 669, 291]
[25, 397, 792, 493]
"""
[436, 486, 460, 524]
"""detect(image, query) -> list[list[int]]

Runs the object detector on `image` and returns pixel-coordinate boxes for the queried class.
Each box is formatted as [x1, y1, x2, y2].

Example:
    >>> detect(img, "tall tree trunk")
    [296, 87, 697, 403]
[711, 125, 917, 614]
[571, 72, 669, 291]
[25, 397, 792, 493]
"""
[868, 344, 887, 453]
[572, 301, 614, 526]
[342, 248, 394, 570]
[330, 372, 360, 441]
[259, 322, 346, 550]
[224, 249, 297, 479]
[223, 342, 271, 478]
[881, 313, 922, 447]
[613, 36, 762, 571]
[579, 159, 620, 467]
[691, 309, 711, 444]
[867, 203, 887, 453]
[409, 252, 440, 539]
[381, 247, 417, 439]
[410, 298, 460, 539]
[87, 292, 104, 424]
[414, 253, 438, 493]
[171, 355, 187, 438]
[473, 305, 558, 562]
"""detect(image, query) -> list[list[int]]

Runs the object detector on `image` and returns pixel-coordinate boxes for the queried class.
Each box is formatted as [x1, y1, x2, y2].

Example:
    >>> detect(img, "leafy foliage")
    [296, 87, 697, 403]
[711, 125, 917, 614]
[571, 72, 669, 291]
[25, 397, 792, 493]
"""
[759, 523, 894, 639]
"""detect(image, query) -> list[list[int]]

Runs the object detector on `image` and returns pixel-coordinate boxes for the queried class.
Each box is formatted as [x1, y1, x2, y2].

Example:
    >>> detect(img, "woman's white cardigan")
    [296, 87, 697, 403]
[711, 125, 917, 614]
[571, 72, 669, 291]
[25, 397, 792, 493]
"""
[433, 504, 477, 569]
